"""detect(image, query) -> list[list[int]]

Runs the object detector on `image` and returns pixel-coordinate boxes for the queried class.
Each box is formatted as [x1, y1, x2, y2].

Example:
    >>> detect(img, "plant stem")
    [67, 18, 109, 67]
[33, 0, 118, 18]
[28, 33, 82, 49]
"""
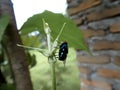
[47, 32, 51, 51]
[50, 60, 56, 90]
[44, 22, 57, 90]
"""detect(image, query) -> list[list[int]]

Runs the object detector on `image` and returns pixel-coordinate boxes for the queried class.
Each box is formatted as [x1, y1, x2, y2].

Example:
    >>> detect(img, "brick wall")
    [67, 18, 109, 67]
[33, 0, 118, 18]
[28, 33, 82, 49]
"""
[66, 0, 120, 90]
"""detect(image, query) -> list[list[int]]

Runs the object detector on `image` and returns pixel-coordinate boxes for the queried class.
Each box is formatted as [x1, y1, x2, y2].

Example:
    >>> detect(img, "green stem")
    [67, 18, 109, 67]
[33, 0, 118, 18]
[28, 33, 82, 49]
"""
[44, 21, 57, 90]
[50, 61, 56, 90]
[47, 32, 51, 52]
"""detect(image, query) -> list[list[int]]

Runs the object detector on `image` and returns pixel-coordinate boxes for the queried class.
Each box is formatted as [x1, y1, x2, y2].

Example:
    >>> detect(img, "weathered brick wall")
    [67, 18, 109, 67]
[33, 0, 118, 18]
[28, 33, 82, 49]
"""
[67, 0, 120, 90]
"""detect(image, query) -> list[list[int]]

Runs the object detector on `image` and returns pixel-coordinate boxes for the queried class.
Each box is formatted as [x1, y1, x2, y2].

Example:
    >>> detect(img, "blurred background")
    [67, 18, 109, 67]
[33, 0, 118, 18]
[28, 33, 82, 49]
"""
[0, 0, 80, 90]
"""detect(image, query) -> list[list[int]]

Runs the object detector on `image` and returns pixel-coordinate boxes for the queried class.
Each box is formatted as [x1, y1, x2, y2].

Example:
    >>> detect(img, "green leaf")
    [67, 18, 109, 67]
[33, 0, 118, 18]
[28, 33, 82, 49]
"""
[0, 15, 10, 41]
[30, 54, 37, 68]
[0, 84, 16, 90]
[20, 10, 89, 51]
[26, 52, 37, 68]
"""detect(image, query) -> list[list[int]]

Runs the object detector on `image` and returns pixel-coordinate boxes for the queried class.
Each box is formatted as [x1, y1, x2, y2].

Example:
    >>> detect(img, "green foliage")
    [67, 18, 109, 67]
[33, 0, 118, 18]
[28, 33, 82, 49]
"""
[0, 15, 10, 41]
[0, 15, 10, 63]
[26, 51, 37, 68]
[20, 10, 89, 51]
[0, 84, 16, 90]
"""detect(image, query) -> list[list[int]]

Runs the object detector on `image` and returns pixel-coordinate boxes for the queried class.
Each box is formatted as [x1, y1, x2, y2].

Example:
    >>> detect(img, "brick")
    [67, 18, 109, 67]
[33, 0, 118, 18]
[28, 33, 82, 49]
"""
[87, 5, 120, 21]
[114, 56, 120, 66]
[77, 55, 110, 64]
[73, 18, 83, 25]
[81, 79, 112, 90]
[110, 23, 120, 33]
[79, 67, 92, 74]
[67, 0, 101, 15]
[67, 0, 72, 3]
[80, 87, 89, 90]
[82, 29, 105, 38]
[97, 68, 120, 80]
[93, 40, 120, 50]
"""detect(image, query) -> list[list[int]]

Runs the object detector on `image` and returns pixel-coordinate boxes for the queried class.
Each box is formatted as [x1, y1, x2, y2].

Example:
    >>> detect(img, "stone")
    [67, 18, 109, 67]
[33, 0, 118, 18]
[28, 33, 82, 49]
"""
[93, 40, 120, 50]
[81, 79, 112, 90]
[82, 29, 105, 38]
[87, 5, 120, 21]
[77, 55, 110, 64]
[67, 0, 101, 15]
[110, 23, 120, 33]
[114, 56, 120, 67]
[79, 67, 92, 74]
[97, 68, 120, 80]
[73, 18, 83, 25]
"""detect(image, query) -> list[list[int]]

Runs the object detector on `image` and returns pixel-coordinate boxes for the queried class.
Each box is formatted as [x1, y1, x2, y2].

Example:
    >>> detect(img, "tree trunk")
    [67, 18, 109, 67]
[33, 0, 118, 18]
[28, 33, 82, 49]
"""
[0, 0, 33, 90]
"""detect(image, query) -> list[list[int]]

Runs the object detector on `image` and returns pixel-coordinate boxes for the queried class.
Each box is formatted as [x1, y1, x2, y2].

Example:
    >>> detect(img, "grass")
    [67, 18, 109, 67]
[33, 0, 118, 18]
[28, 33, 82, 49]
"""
[30, 48, 80, 90]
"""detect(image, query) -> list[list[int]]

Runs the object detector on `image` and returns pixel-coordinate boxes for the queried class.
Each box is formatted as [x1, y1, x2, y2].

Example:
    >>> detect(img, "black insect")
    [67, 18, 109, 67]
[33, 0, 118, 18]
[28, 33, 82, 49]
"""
[58, 42, 68, 61]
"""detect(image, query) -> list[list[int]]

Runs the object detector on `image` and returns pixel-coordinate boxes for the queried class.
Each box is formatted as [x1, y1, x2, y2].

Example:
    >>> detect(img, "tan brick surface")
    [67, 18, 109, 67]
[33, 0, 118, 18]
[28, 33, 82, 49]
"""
[77, 55, 110, 64]
[98, 68, 120, 79]
[93, 40, 120, 50]
[110, 23, 120, 33]
[81, 79, 112, 90]
[67, 1, 120, 90]
[67, 0, 101, 15]
[73, 18, 83, 25]
[80, 87, 89, 90]
[82, 29, 105, 38]
[67, 0, 72, 3]
[79, 67, 92, 74]
[87, 5, 120, 21]
[114, 56, 120, 66]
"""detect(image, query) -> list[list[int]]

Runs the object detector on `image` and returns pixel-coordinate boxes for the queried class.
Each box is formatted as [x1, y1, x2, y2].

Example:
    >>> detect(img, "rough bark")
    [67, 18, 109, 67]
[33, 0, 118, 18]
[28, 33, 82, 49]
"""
[0, 0, 33, 90]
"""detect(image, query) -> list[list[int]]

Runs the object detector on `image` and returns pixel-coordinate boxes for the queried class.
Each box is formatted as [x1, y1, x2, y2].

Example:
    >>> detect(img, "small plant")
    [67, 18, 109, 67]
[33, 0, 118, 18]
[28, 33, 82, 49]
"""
[19, 10, 89, 90]
[18, 20, 67, 90]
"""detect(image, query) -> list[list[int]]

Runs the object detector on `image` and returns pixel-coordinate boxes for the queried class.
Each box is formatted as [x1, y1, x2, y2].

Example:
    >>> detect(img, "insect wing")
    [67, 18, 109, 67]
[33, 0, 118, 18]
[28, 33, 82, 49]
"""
[59, 42, 68, 61]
